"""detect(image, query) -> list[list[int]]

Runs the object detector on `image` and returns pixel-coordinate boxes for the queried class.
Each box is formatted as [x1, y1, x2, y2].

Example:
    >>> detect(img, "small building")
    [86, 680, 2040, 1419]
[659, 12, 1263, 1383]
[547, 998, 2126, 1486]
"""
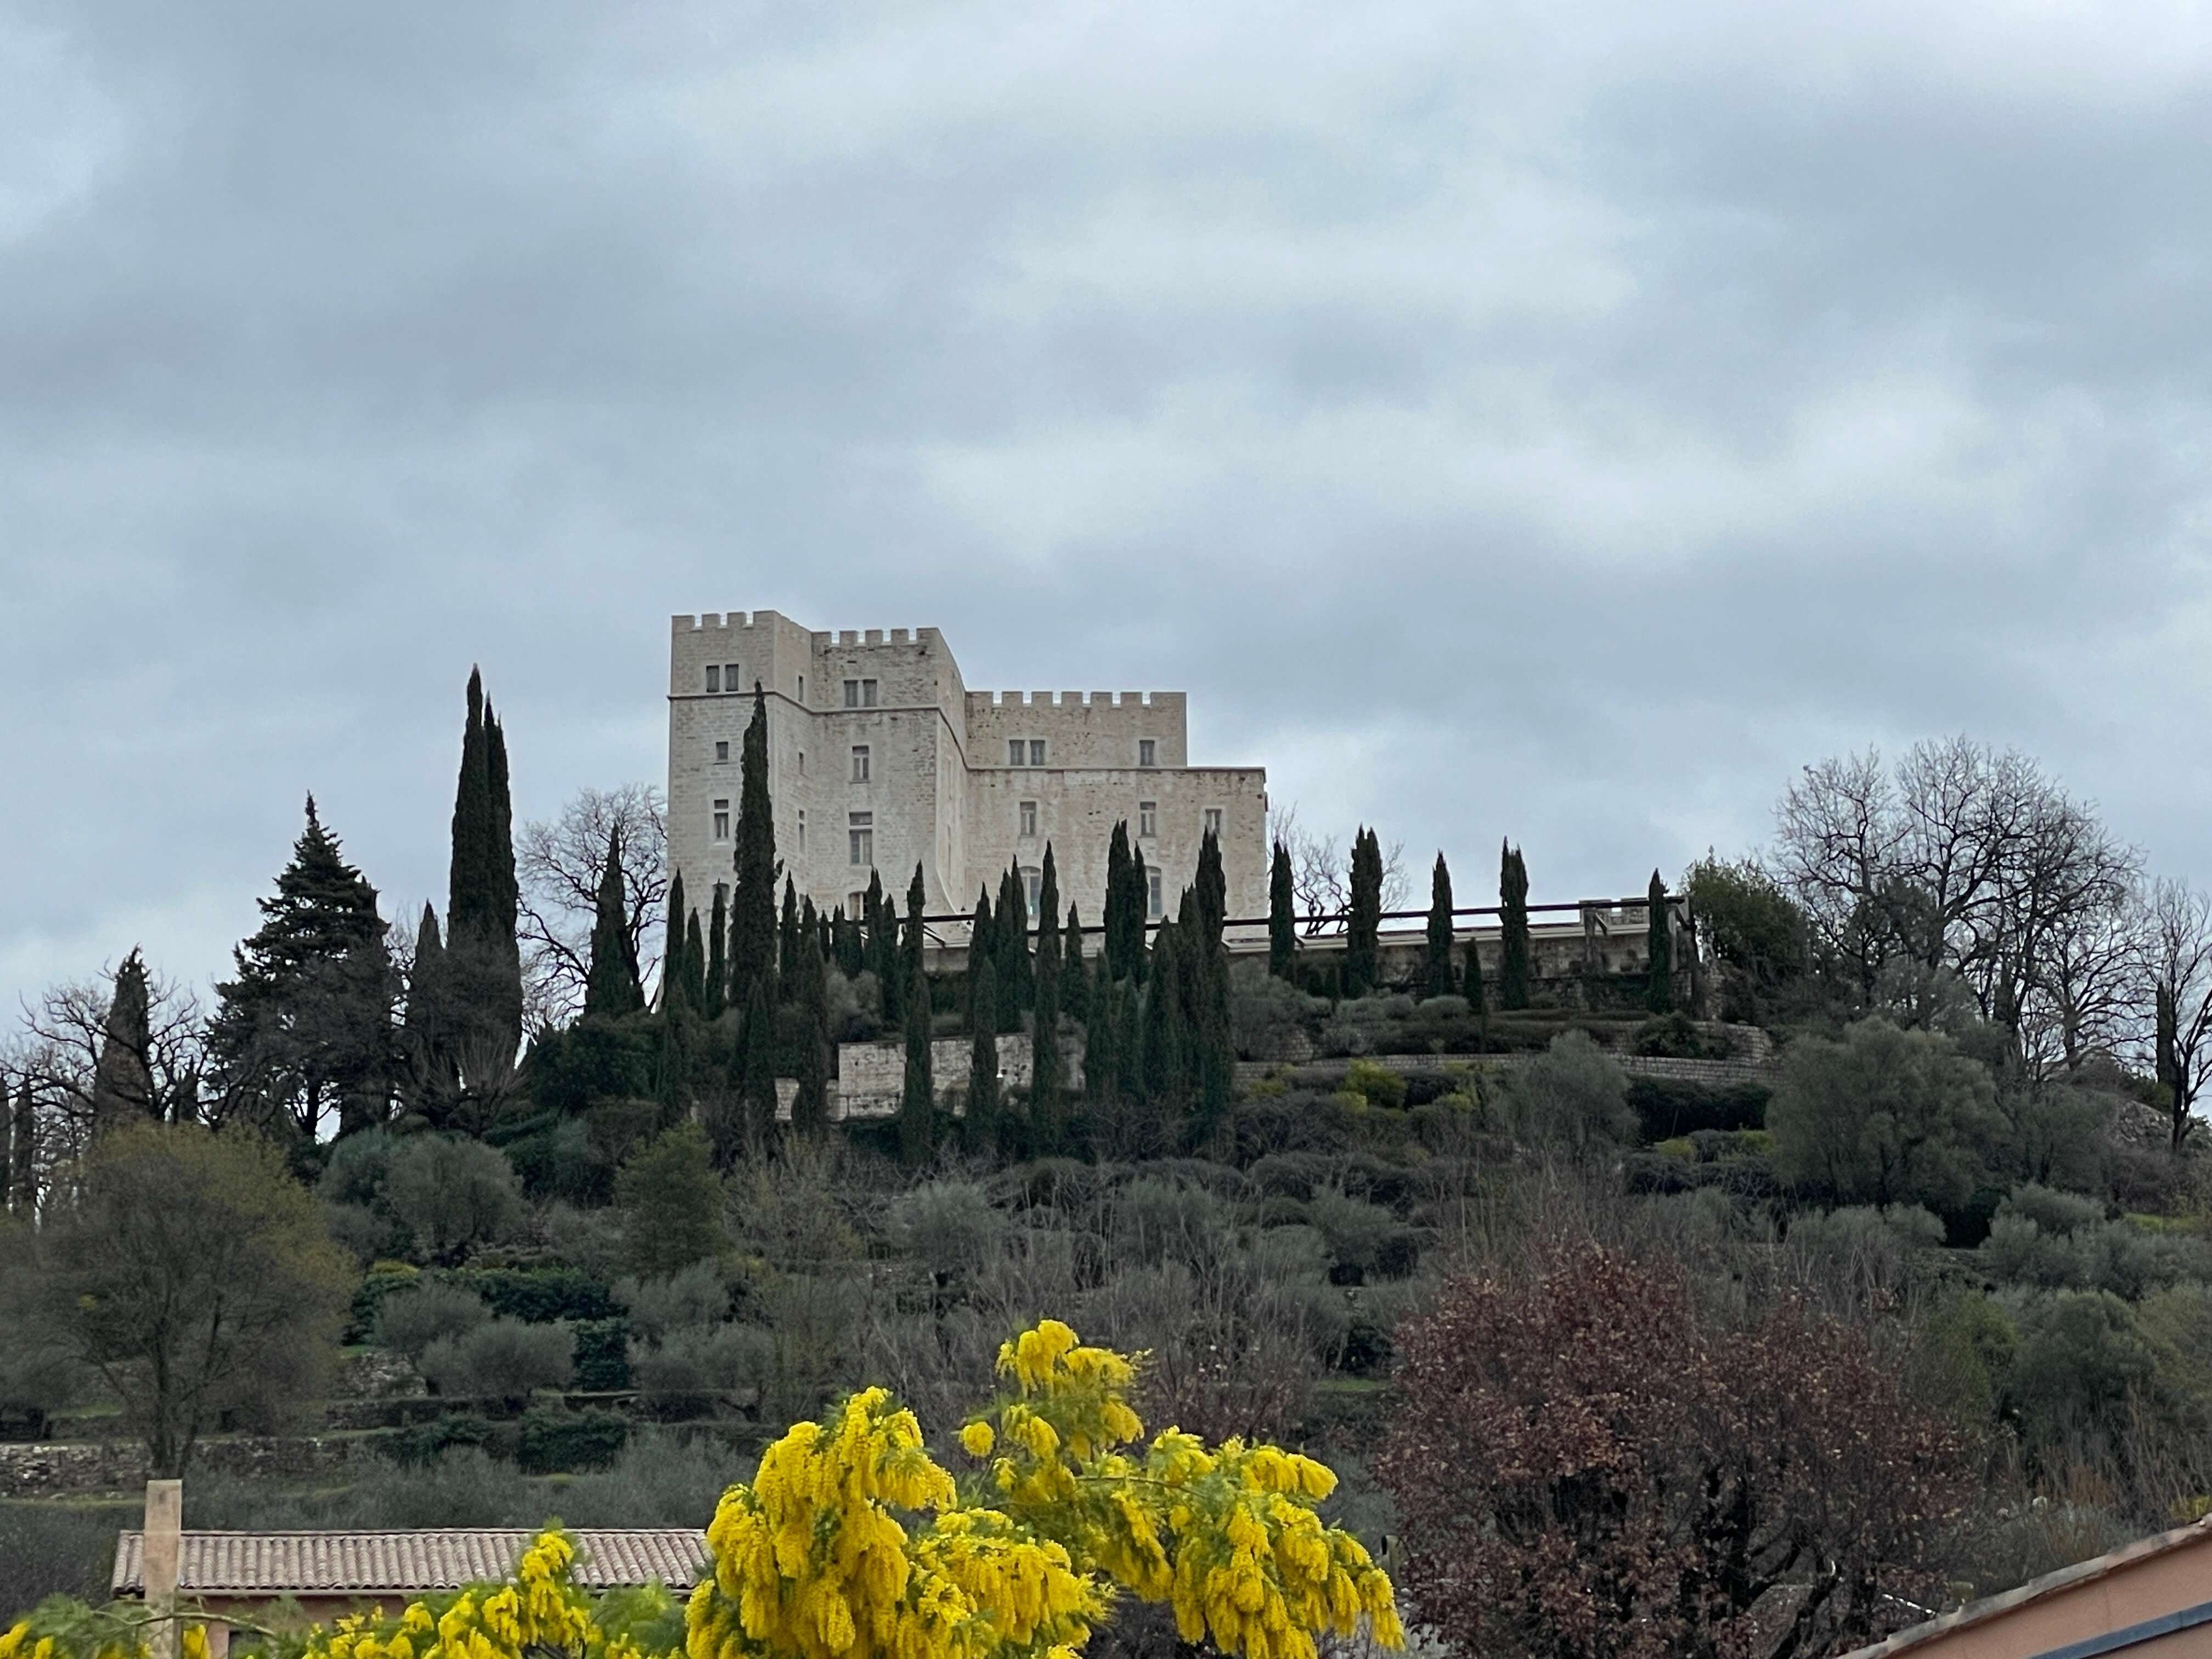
[114, 1527, 707, 1656]
[1842, 1515, 2212, 1659]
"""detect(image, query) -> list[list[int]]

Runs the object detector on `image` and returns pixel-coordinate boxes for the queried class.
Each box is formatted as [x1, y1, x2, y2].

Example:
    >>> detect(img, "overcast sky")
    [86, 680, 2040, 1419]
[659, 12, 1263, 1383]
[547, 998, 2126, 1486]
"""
[4, 0, 2210, 1016]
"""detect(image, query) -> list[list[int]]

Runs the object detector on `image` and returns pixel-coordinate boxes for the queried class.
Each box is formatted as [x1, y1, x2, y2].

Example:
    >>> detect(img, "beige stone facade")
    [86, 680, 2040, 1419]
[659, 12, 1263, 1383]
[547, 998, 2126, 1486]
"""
[667, 612, 1268, 936]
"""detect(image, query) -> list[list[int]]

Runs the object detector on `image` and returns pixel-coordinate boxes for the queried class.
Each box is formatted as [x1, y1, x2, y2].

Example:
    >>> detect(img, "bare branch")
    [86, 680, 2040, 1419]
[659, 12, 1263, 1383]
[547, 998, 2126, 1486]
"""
[516, 783, 668, 1025]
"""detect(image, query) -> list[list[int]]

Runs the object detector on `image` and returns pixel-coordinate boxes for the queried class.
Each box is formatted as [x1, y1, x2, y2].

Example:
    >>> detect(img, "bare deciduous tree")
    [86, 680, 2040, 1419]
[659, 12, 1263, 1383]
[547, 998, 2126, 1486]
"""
[517, 783, 668, 1025]
[13, 962, 210, 1143]
[2145, 878, 2212, 1151]
[1268, 803, 1406, 935]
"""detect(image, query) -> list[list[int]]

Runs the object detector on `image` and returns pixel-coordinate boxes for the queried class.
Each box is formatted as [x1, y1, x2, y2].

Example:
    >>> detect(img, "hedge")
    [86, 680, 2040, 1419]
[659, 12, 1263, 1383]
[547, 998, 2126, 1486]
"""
[1627, 1077, 1769, 1142]
[571, 1318, 633, 1392]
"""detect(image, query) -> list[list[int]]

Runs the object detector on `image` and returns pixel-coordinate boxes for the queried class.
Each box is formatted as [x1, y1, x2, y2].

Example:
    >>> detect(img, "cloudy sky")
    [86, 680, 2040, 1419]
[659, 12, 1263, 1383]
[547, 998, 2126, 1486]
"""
[4, 0, 2210, 1015]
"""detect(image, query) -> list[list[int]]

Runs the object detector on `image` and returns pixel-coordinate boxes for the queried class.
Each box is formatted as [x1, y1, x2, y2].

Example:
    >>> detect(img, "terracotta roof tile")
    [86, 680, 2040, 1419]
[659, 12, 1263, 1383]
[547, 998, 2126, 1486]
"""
[112, 1531, 708, 1598]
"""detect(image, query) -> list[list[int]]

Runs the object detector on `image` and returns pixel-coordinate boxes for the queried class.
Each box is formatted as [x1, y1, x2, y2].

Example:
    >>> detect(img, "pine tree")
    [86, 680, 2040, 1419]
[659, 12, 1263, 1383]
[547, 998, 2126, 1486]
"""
[1195, 828, 1227, 947]
[729, 684, 779, 1013]
[701, 886, 728, 1020]
[1031, 847, 1064, 1154]
[210, 797, 397, 1145]
[1061, 902, 1090, 1023]
[900, 956, 933, 1166]
[996, 862, 1031, 1024]
[445, 668, 522, 1070]
[584, 830, 644, 1018]
[740, 976, 778, 1153]
[1268, 840, 1296, 980]
[1646, 870, 1674, 1014]
[1425, 854, 1456, 1000]
[1345, 827, 1383, 997]
[967, 953, 1000, 1155]
[791, 922, 831, 1135]
[779, 878, 800, 994]
[89, 949, 155, 1129]
[1500, 840, 1531, 1010]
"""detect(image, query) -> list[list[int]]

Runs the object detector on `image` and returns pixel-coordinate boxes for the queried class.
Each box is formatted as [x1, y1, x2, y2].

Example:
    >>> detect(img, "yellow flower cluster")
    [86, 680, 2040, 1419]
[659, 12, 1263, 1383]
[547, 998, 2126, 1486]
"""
[1, 1606, 215, 1659]
[960, 1321, 1404, 1659]
[686, 1387, 1099, 1659]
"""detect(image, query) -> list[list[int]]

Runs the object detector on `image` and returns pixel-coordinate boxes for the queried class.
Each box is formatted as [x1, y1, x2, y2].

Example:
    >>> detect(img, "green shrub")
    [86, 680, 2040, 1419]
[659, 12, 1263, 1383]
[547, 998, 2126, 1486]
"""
[615, 1261, 732, 1343]
[1340, 1060, 1409, 1110]
[2005, 1290, 2158, 1455]
[1655, 1137, 1696, 1161]
[633, 1325, 776, 1419]
[375, 1280, 492, 1362]
[571, 1317, 632, 1392]
[1307, 1187, 1402, 1283]
[1503, 1032, 1635, 1159]
[456, 1265, 618, 1324]
[419, 1317, 574, 1407]
[517, 1407, 629, 1474]
[0, 1501, 122, 1604]
[552, 1431, 757, 1528]
[383, 1135, 526, 1263]
[1627, 1078, 1769, 1141]
[1909, 1291, 2018, 1426]
[347, 1261, 421, 1345]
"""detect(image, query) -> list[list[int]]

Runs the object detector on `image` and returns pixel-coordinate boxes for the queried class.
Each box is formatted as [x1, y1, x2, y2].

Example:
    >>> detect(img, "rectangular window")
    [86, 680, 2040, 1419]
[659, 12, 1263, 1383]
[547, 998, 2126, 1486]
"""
[1139, 738, 1156, 768]
[863, 679, 878, 707]
[714, 740, 729, 763]
[1148, 871, 1163, 917]
[798, 751, 805, 775]
[798, 675, 805, 704]
[1204, 807, 1222, 838]
[849, 812, 873, 867]
[797, 809, 806, 853]
[849, 890, 868, 921]
[1024, 868, 1042, 920]
[1019, 800, 1037, 838]
[1029, 739, 1046, 766]
[704, 665, 721, 693]
[844, 679, 860, 707]
[712, 798, 730, 840]
[724, 662, 740, 692]
[851, 745, 870, 782]
[1008, 739, 1025, 766]
[1139, 800, 1157, 838]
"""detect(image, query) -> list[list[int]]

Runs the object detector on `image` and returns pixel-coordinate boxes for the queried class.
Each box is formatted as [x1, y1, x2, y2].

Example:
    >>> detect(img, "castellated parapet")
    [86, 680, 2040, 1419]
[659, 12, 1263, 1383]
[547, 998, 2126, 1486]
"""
[667, 612, 1267, 936]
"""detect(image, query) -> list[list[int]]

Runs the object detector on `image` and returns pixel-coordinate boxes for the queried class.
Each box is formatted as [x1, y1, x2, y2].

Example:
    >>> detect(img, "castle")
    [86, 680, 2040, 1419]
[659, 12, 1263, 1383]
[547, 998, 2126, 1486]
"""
[667, 612, 1269, 936]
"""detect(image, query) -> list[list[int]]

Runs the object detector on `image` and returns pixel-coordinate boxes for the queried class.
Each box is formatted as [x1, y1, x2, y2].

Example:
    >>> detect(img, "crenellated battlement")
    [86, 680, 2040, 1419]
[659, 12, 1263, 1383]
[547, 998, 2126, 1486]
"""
[970, 690, 1183, 708]
[673, 610, 787, 632]
[812, 627, 943, 650]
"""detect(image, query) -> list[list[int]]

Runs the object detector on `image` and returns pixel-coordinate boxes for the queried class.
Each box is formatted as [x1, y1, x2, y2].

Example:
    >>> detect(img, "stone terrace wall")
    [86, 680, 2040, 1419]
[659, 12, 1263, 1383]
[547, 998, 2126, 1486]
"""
[0, 1435, 376, 1500]
[1231, 1052, 1773, 1091]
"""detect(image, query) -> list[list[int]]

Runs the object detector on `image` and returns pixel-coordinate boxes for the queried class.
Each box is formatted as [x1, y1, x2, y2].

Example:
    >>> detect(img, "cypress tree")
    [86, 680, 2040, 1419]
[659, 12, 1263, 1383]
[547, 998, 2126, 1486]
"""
[967, 953, 1000, 1154]
[1104, 822, 1134, 981]
[1425, 853, 1455, 1000]
[684, 910, 707, 1014]
[900, 956, 933, 1166]
[740, 975, 777, 1153]
[791, 922, 830, 1135]
[1499, 839, 1531, 1010]
[728, 684, 778, 1013]
[8, 1077, 34, 1217]
[1195, 828, 1227, 947]
[1268, 840, 1295, 979]
[89, 949, 155, 1128]
[1127, 838, 1150, 985]
[1345, 827, 1383, 997]
[584, 830, 643, 1018]
[1086, 972, 1119, 1103]
[705, 884, 729, 1021]
[968, 888, 996, 1030]
[833, 907, 863, 980]
[778, 878, 800, 996]
[1646, 870, 1674, 1014]
[868, 870, 901, 1025]
[662, 871, 690, 1012]
[904, 865, 927, 996]
[445, 669, 522, 1067]
[1464, 936, 1487, 1025]
[996, 862, 1030, 1024]
[403, 904, 459, 1114]
[1188, 893, 1233, 1154]
[1031, 847, 1064, 1154]
[1115, 969, 1143, 1103]
[1141, 919, 1188, 1110]
[1061, 902, 1089, 1022]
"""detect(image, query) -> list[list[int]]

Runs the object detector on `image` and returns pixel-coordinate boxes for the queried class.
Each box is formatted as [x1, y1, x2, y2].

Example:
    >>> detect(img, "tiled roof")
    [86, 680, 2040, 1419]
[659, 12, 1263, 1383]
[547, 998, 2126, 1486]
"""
[112, 1531, 708, 1598]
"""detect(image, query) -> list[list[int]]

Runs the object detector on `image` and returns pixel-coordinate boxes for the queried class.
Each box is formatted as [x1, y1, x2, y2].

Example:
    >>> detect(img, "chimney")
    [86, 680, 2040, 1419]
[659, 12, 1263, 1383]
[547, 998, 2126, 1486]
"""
[144, 1478, 181, 1659]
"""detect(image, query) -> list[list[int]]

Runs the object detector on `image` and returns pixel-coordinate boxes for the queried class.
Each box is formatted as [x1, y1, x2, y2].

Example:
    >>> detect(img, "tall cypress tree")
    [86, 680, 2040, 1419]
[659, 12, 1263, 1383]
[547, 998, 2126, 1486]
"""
[662, 872, 691, 1012]
[1127, 838, 1150, 986]
[445, 669, 522, 1069]
[89, 949, 155, 1128]
[1031, 847, 1064, 1153]
[1115, 969, 1143, 1104]
[1188, 890, 1233, 1154]
[791, 922, 830, 1134]
[1268, 840, 1295, 980]
[684, 911, 707, 1014]
[1086, 973, 1119, 1104]
[968, 888, 996, 1030]
[1425, 854, 1456, 1000]
[1195, 828, 1227, 947]
[1499, 840, 1531, 1010]
[1062, 902, 1090, 1023]
[1646, 870, 1674, 1014]
[904, 865, 928, 1001]
[996, 862, 1031, 1024]
[1141, 918, 1189, 1117]
[1104, 822, 1134, 982]
[705, 884, 729, 1021]
[1345, 827, 1383, 997]
[1464, 936, 1487, 1026]
[868, 870, 903, 1025]
[900, 956, 933, 1166]
[740, 976, 777, 1153]
[778, 879, 800, 998]
[728, 684, 778, 1013]
[584, 830, 643, 1018]
[833, 907, 863, 979]
[967, 953, 1000, 1155]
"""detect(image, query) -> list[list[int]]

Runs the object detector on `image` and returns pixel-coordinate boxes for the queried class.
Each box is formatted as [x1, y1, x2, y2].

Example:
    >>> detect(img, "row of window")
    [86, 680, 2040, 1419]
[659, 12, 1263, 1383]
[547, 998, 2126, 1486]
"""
[1006, 737, 1158, 768]
[697, 668, 879, 707]
[837, 870, 1163, 924]
[711, 796, 1220, 849]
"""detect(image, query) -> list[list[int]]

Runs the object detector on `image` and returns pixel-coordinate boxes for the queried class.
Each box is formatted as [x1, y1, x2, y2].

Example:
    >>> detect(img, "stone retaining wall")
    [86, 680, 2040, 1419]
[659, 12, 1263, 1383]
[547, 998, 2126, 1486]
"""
[1232, 1051, 1773, 1090]
[0, 1434, 374, 1500]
